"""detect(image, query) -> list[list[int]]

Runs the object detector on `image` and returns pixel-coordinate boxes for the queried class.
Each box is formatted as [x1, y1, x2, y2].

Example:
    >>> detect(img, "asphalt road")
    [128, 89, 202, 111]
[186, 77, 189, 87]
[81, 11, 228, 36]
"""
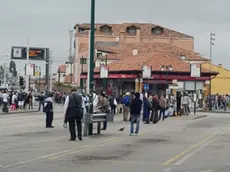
[1, 108, 230, 172]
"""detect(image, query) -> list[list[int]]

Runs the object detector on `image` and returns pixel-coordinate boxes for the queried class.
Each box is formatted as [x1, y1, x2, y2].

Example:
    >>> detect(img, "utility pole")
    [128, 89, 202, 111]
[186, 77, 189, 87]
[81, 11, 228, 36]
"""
[89, 0, 95, 93]
[25, 37, 30, 92]
[209, 32, 215, 94]
[69, 29, 74, 83]
[88, 0, 95, 135]
[49, 55, 52, 92]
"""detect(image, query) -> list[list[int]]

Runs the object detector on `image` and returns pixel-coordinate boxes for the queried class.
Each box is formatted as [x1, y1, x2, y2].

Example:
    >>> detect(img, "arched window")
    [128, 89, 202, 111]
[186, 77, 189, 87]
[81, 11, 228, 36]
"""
[127, 26, 137, 35]
[152, 27, 163, 35]
[100, 25, 112, 34]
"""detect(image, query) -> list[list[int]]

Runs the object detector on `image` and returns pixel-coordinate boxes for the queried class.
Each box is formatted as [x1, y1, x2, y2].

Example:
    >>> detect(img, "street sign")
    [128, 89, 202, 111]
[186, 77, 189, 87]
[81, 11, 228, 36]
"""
[144, 84, 149, 91]
[190, 63, 201, 77]
[11, 46, 47, 60]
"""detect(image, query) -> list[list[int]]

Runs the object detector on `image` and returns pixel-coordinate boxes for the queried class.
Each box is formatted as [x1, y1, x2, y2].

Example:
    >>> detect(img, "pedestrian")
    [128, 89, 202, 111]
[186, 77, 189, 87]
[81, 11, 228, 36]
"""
[43, 92, 54, 128]
[129, 92, 142, 136]
[11, 92, 17, 111]
[64, 88, 83, 141]
[2, 90, 8, 113]
[143, 96, 151, 124]
[38, 91, 45, 111]
[159, 95, 167, 121]
[98, 92, 110, 130]
[122, 92, 131, 122]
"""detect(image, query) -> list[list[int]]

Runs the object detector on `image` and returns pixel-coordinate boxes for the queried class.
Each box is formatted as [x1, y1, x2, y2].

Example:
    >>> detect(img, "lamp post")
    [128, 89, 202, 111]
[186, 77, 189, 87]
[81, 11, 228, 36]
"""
[36, 66, 41, 91]
[65, 62, 73, 84]
[80, 56, 87, 93]
[209, 32, 215, 95]
[87, 0, 95, 136]
[161, 65, 172, 94]
[57, 67, 61, 84]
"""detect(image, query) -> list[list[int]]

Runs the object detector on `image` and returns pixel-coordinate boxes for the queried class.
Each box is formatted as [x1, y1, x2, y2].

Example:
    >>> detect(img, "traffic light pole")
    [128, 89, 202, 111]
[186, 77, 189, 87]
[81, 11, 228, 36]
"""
[88, 0, 95, 135]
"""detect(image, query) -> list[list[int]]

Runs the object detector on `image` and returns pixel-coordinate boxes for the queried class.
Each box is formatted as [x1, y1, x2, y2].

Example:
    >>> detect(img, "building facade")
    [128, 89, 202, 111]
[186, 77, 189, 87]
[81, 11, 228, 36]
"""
[73, 23, 195, 86]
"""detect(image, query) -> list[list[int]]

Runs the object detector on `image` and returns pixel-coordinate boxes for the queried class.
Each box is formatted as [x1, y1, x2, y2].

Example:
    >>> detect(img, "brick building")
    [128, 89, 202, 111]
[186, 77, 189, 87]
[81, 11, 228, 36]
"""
[67, 22, 217, 95]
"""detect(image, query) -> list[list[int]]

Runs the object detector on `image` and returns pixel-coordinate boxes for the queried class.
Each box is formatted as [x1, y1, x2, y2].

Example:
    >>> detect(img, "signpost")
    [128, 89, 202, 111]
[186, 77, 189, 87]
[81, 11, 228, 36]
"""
[11, 46, 50, 91]
[11, 47, 47, 60]
[190, 63, 201, 114]
[142, 65, 152, 93]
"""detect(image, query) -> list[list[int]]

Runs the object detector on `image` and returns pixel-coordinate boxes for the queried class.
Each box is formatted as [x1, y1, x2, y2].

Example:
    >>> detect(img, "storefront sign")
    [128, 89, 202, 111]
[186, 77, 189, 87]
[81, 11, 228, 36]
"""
[142, 66, 152, 78]
[190, 63, 201, 77]
[100, 66, 109, 78]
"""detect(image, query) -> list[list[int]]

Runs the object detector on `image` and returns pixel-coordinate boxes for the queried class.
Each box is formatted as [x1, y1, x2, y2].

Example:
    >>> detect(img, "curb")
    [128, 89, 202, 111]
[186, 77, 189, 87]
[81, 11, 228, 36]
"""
[0, 110, 39, 115]
[198, 111, 230, 114]
[192, 115, 208, 120]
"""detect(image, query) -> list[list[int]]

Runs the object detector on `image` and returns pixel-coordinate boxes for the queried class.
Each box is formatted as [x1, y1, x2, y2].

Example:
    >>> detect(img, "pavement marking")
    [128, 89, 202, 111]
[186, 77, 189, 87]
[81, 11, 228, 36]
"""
[103, 160, 157, 165]
[162, 125, 230, 166]
[200, 170, 215, 172]
[49, 137, 122, 160]
[174, 139, 213, 166]
[4, 137, 120, 168]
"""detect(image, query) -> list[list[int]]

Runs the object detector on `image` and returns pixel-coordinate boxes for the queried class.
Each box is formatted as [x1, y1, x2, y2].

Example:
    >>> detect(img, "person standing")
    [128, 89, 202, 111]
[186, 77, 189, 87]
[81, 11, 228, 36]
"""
[17, 91, 24, 110]
[122, 92, 131, 122]
[2, 90, 8, 113]
[98, 92, 110, 130]
[181, 92, 190, 116]
[159, 95, 167, 121]
[109, 94, 117, 115]
[143, 96, 151, 124]
[43, 93, 54, 128]
[64, 88, 83, 141]
[129, 92, 142, 136]
[38, 91, 45, 111]
[11, 92, 17, 111]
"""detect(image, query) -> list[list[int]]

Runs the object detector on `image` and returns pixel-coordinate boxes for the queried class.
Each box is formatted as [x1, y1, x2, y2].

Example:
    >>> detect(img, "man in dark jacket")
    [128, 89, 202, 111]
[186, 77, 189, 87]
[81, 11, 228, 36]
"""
[43, 92, 54, 128]
[129, 92, 142, 136]
[64, 88, 83, 141]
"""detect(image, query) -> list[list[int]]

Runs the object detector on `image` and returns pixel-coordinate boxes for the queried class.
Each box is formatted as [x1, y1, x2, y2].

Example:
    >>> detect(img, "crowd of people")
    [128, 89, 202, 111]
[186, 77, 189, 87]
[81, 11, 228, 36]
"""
[0, 90, 35, 113]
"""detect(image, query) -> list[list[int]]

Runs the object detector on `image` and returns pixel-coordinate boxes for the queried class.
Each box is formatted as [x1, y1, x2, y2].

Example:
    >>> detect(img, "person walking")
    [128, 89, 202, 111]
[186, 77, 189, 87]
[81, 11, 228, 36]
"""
[43, 92, 54, 128]
[64, 88, 83, 141]
[129, 92, 143, 136]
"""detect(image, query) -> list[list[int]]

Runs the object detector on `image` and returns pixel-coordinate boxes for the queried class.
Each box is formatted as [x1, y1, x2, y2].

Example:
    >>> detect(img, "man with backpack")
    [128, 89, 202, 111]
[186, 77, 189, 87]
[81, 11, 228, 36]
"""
[122, 92, 131, 122]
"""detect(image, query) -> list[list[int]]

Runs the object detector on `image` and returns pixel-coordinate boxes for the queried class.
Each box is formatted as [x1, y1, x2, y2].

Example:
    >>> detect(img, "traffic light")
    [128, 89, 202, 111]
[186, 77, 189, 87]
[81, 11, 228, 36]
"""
[19, 76, 24, 86]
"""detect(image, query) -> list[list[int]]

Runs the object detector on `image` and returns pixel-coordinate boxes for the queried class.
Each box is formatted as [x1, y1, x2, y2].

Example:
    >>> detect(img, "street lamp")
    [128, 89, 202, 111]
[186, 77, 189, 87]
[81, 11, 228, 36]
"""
[161, 65, 173, 90]
[36, 66, 41, 90]
[65, 62, 73, 84]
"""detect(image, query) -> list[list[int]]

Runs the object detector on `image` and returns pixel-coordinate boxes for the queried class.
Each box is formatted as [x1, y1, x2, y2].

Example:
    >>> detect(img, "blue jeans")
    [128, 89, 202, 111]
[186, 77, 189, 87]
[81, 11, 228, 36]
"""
[130, 115, 140, 134]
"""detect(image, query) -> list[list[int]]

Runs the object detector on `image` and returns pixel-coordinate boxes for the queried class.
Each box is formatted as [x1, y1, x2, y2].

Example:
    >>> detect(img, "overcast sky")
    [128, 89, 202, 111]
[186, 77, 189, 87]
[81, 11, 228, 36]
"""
[0, 0, 229, 75]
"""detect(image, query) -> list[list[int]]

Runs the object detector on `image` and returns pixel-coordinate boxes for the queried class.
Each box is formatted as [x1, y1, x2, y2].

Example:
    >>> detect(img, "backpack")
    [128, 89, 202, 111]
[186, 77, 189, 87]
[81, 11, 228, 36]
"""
[159, 98, 166, 108]
[123, 96, 130, 106]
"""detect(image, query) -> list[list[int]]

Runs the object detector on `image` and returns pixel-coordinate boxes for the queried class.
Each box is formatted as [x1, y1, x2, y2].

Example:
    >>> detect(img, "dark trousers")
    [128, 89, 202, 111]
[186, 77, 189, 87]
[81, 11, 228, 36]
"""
[68, 117, 82, 140]
[3, 102, 8, 113]
[111, 105, 116, 115]
[46, 111, 53, 127]
[159, 108, 165, 121]
[39, 101, 44, 111]
[85, 106, 89, 113]
[150, 109, 158, 123]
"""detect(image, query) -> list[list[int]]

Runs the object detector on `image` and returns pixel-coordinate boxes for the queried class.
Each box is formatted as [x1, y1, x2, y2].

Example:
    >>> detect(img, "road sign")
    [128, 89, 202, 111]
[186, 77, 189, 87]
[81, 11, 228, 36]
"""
[11, 46, 48, 60]
[144, 84, 149, 91]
